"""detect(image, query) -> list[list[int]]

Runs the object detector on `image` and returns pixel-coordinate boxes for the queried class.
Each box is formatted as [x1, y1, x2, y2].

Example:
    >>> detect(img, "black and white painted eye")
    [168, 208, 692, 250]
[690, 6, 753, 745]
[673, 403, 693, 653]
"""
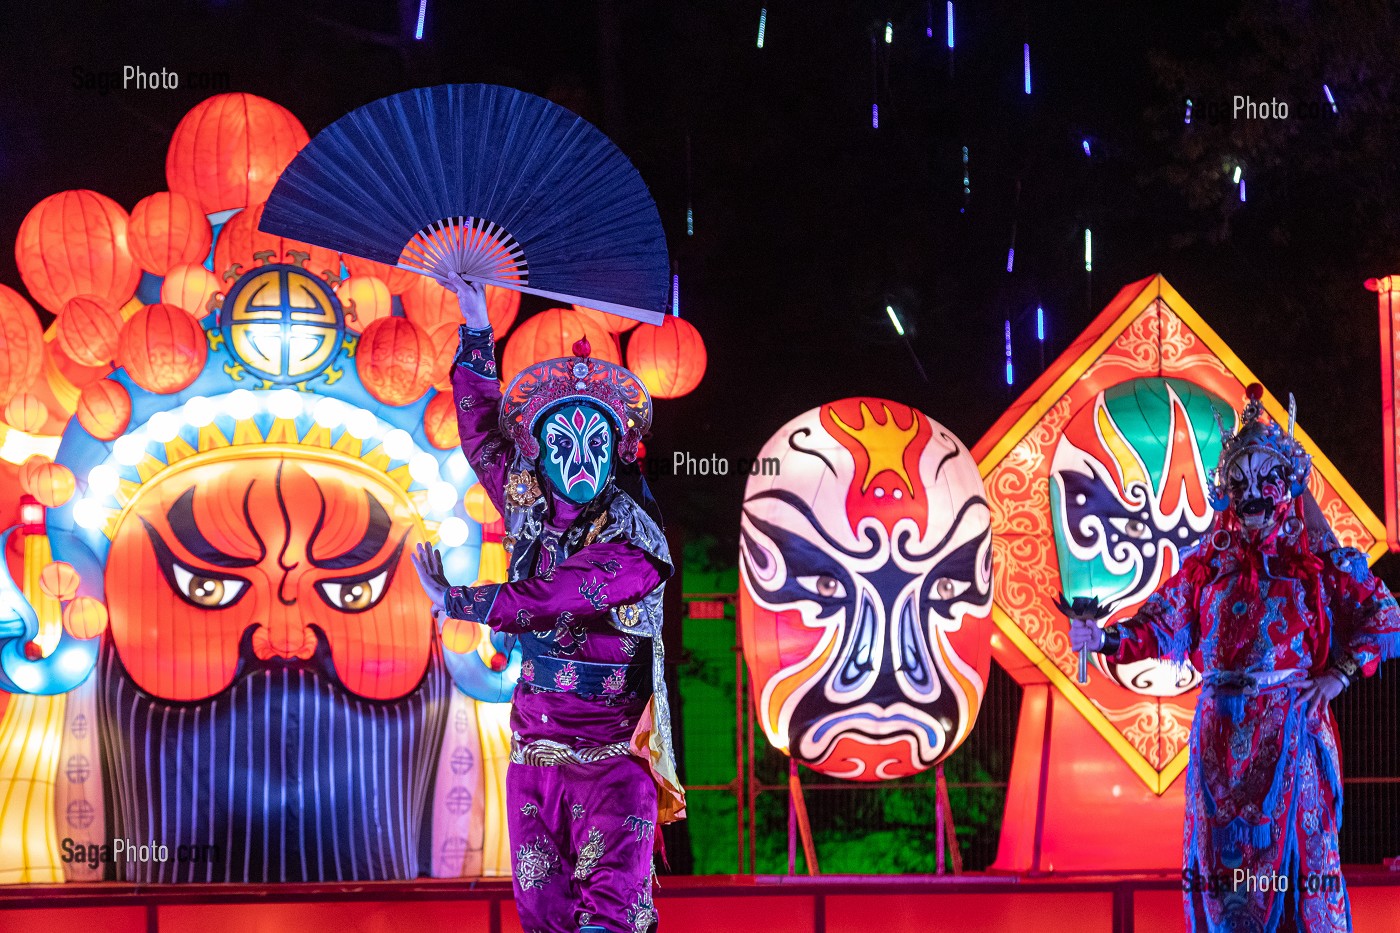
[796, 574, 847, 599]
[929, 576, 970, 601]
[1110, 517, 1152, 540]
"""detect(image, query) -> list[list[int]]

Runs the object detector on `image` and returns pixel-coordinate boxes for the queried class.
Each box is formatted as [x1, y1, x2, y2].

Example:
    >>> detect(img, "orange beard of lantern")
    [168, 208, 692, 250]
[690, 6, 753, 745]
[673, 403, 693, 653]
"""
[105, 455, 434, 702]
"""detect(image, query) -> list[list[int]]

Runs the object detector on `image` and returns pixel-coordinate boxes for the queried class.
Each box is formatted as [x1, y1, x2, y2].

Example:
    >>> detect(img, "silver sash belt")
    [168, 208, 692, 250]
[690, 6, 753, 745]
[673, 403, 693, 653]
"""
[1202, 667, 1307, 695]
[510, 734, 632, 766]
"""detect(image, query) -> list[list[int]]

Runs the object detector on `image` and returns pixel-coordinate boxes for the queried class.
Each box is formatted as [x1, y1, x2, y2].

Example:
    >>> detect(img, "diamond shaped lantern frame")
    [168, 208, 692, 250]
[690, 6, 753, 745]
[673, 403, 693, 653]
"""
[971, 275, 1385, 793]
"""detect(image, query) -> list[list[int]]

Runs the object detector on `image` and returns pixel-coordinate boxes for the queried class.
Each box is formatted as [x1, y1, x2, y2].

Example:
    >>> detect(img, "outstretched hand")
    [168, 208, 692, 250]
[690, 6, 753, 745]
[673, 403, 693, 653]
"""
[1299, 671, 1347, 718]
[1056, 594, 1113, 653]
[426, 267, 490, 329]
[1068, 617, 1106, 652]
[411, 541, 450, 622]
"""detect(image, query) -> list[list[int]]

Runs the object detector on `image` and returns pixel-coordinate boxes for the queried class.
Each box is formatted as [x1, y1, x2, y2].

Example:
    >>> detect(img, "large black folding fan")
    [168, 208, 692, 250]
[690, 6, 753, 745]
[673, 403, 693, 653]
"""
[260, 84, 670, 324]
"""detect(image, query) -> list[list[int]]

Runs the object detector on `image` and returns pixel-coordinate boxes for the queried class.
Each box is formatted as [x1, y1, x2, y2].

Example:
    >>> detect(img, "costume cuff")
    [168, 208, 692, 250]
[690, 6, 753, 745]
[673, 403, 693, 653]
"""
[1330, 650, 1361, 680]
[1099, 625, 1123, 655]
[444, 583, 502, 624]
[453, 324, 498, 379]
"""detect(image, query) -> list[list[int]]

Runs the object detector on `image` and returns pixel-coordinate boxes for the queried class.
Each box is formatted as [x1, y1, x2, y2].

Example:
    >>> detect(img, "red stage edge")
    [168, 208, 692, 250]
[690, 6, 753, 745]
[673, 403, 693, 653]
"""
[2, 873, 1399, 933]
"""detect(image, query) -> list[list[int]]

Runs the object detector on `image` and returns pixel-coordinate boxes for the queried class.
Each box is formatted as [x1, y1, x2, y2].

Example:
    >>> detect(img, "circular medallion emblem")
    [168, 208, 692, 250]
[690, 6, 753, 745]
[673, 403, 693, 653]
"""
[221, 264, 345, 384]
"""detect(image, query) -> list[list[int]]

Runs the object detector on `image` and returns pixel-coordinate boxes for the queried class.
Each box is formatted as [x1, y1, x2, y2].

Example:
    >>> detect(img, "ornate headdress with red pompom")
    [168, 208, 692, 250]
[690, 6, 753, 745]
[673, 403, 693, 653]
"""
[500, 337, 652, 463]
[1207, 382, 1313, 510]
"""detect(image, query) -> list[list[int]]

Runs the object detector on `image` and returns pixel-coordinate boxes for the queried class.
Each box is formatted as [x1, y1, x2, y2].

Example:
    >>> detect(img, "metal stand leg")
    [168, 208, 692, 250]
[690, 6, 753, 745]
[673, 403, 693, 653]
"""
[788, 757, 820, 875]
[934, 764, 963, 875]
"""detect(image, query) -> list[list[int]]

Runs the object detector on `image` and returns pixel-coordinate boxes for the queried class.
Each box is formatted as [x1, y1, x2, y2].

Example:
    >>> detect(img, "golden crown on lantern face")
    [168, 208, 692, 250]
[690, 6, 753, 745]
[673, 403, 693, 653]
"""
[500, 337, 651, 463]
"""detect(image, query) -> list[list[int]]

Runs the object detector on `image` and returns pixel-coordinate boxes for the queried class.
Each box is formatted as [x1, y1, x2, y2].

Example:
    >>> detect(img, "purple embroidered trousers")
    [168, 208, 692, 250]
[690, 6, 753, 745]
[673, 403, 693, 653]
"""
[508, 753, 659, 933]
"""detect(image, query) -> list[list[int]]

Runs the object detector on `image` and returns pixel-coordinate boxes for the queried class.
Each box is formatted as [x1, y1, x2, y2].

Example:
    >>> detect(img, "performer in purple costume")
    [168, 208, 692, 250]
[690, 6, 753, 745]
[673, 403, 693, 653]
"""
[413, 277, 684, 933]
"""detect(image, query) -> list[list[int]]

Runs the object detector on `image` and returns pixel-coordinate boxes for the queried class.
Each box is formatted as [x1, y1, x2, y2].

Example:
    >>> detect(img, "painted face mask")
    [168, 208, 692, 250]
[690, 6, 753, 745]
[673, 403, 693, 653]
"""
[738, 398, 993, 781]
[1050, 378, 1230, 695]
[534, 401, 616, 503]
[1208, 383, 1312, 540]
[1224, 449, 1293, 534]
[104, 456, 433, 702]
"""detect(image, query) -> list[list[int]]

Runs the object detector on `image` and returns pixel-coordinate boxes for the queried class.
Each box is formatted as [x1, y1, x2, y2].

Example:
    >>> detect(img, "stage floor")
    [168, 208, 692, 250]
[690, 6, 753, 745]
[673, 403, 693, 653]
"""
[2, 870, 1399, 932]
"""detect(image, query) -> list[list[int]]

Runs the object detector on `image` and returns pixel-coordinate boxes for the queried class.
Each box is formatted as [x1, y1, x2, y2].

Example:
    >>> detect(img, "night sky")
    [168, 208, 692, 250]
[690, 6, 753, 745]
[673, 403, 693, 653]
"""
[3, 1, 1398, 579]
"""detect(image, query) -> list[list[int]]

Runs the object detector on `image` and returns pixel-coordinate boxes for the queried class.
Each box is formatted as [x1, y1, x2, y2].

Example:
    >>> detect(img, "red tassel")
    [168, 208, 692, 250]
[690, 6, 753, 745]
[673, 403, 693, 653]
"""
[572, 336, 592, 358]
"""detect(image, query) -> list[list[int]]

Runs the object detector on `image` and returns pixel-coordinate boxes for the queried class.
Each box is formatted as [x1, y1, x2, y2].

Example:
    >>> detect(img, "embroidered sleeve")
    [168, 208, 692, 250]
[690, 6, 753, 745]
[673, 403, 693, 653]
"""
[1109, 556, 1202, 665]
[1324, 547, 1400, 677]
[444, 582, 502, 623]
[451, 325, 511, 514]
[479, 541, 669, 634]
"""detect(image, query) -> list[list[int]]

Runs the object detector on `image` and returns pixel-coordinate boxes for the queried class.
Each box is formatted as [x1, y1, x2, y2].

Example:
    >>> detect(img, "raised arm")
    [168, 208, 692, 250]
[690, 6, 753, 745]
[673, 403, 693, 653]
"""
[443, 540, 670, 634]
[436, 274, 512, 513]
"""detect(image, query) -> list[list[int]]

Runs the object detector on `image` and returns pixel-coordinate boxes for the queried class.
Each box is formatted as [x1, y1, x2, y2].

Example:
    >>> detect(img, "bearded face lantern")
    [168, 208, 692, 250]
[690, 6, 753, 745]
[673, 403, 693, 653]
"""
[1049, 378, 1230, 695]
[104, 456, 436, 702]
[739, 398, 993, 781]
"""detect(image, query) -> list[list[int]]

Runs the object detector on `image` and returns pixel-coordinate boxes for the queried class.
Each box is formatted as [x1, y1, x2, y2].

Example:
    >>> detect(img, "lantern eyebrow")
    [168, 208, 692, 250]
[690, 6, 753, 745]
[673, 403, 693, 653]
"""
[165, 486, 264, 568]
[744, 490, 882, 559]
[307, 488, 393, 570]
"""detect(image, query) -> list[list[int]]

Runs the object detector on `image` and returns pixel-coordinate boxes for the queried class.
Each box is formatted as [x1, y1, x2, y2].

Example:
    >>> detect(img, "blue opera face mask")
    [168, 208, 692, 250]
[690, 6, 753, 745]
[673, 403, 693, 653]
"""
[534, 402, 616, 504]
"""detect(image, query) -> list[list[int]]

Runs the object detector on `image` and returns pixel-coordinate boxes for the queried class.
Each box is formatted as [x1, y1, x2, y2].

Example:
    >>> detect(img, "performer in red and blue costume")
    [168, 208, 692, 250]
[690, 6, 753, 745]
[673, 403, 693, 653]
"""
[1071, 385, 1400, 932]
[413, 277, 683, 933]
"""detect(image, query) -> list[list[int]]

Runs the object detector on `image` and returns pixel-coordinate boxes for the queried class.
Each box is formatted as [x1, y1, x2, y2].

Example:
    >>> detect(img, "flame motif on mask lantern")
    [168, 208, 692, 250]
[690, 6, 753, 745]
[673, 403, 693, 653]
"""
[1049, 378, 1232, 695]
[738, 398, 993, 781]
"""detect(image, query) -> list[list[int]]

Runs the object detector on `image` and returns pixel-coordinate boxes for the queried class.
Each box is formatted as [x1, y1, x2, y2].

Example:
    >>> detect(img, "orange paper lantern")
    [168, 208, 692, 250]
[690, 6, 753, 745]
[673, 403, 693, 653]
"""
[127, 191, 212, 275]
[166, 93, 309, 214]
[3, 392, 47, 432]
[76, 378, 132, 440]
[63, 597, 109, 640]
[426, 322, 461, 390]
[0, 285, 45, 405]
[14, 190, 142, 313]
[160, 262, 222, 317]
[355, 317, 435, 406]
[423, 392, 460, 450]
[212, 201, 338, 281]
[574, 304, 641, 334]
[20, 457, 75, 507]
[338, 275, 394, 329]
[441, 617, 484, 655]
[400, 276, 520, 335]
[486, 286, 521, 335]
[56, 295, 123, 367]
[500, 308, 620, 384]
[117, 302, 208, 394]
[46, 333, 114, 397]
[463, 483, 502, 524]
[39, 562, 81, 601]
[625, 315, 707, 399]
[341, 253, 418, 294]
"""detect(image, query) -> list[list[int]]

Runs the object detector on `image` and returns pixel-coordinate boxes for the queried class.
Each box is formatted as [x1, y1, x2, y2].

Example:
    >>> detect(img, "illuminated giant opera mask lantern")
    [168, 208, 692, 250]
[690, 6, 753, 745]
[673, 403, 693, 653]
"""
[1049, 378, 1230, 695]
[105, 455, 433, 702]
[739, 398, 993, 781]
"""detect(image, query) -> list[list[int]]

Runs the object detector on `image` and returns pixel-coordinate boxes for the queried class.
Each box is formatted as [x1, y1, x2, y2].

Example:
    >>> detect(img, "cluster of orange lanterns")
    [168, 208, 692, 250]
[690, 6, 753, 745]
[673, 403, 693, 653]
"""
[0, 91, 707, 463]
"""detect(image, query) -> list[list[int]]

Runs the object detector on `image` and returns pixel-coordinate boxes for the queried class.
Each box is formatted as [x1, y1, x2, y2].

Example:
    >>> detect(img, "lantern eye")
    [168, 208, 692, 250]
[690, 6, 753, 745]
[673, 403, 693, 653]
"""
[314, 544, 402, 615]
[171, 564, 247, 609]
[797, 574, 846, 600]
[930, 576, 970, 602]
[1109, 517, 1152, 540]
[318, 572, 389, 613]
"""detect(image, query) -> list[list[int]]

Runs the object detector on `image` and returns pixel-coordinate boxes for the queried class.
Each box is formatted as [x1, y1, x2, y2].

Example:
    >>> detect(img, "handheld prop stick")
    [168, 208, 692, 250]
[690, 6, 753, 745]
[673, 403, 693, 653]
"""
[1055, 595, 1115, 684]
